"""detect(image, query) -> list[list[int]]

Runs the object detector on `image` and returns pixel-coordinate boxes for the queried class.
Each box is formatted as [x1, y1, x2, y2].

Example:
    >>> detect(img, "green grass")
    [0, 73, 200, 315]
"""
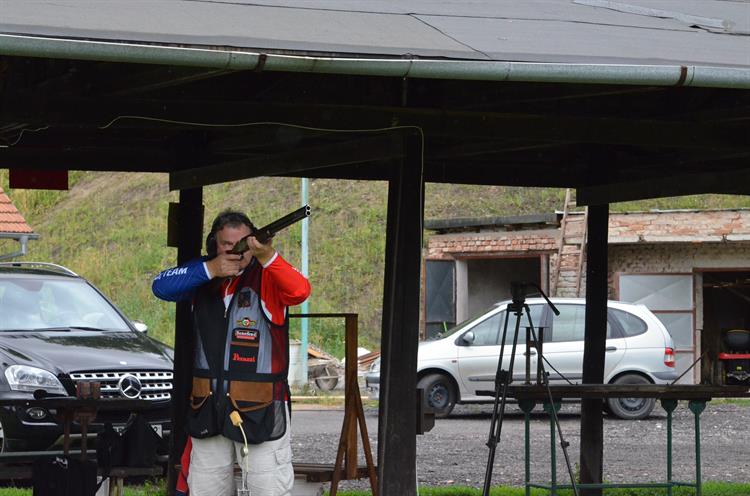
[713, 398, 750, 407]
[329, 481, 750, 495]
[1, 481, 746, 496]
[0, 478, 165, 495]
[2, 169, 749, 357]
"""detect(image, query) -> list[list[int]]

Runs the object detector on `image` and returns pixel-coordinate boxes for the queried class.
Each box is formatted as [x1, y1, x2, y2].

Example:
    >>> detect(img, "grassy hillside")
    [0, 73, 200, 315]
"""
[2, 170, 749, 357]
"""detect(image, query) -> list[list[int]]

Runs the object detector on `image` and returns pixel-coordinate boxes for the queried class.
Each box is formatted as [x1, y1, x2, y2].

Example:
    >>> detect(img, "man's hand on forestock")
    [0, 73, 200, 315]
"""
[245, 236, 276, 266]
[206, 252, 245, 278]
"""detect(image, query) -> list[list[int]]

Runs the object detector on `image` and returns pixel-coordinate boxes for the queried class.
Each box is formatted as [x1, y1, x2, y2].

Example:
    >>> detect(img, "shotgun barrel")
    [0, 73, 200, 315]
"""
[229, 205, 311, 254]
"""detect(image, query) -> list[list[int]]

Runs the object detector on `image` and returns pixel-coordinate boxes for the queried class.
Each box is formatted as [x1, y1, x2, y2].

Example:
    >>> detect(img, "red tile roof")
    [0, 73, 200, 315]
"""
[0, 186, 34, 235]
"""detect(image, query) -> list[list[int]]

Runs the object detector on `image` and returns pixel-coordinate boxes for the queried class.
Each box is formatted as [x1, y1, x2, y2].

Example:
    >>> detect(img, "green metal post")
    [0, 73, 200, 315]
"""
[661, 399, 678, 496]
[689, 400, 707, 496]
[543, 401, 561, 496]
[299, 177, 309, 386]
[520, 400, 536, 496]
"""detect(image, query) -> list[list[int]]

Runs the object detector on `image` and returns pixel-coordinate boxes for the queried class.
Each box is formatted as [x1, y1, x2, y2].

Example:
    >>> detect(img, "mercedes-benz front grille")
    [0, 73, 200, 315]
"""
[69, 370, 173, 401]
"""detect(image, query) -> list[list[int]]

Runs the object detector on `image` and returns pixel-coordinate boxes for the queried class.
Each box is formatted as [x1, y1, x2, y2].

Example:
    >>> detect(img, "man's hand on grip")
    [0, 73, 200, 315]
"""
[206, 252, 245, 278]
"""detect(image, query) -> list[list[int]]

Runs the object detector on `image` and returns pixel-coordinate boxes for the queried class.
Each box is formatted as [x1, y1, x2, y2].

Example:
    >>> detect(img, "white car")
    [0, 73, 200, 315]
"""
[414, 298, 678, 420]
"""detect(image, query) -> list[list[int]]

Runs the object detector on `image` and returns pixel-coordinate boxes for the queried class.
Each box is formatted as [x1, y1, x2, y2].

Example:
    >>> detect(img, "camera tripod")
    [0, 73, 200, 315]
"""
[481, 282, 579, 496]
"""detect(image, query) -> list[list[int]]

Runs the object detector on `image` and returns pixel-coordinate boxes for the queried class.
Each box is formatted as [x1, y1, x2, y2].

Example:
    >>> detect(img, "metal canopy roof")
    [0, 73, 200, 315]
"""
[0, 0, 748, 204]
[2, 0, 749, 68]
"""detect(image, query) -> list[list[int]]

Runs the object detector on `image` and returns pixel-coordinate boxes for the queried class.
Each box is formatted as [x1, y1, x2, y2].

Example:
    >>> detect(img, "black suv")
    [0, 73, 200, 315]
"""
[0, 262, 173, 451]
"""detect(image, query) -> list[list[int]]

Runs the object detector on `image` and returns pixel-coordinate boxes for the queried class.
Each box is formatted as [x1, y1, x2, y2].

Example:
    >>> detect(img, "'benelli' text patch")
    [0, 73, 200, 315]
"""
[234, 328, 259, 341]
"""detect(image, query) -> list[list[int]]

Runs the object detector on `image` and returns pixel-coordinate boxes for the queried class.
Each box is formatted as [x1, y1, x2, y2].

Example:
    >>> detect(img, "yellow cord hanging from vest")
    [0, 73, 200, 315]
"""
[230, 410, 249, 456]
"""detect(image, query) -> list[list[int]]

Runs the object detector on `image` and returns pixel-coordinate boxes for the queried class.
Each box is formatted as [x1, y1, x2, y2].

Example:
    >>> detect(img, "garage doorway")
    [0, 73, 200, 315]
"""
[424, 257, 543, 340]
[700, 270, 750, 384]
[457, 257, 543, 324]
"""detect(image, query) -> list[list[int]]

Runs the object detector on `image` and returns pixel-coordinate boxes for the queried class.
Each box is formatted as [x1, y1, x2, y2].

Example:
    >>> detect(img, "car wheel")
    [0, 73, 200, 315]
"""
[607, 374, 655, 420]
[417, 373, 456, 418]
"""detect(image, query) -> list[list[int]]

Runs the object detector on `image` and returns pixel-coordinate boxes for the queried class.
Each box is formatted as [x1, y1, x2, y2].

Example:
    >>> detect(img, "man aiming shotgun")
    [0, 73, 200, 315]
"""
[153, 206, 311, 496]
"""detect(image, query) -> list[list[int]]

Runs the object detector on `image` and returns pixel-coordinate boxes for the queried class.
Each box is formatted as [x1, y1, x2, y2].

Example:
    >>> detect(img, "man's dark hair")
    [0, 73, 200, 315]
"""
[205, 210, 255, 258]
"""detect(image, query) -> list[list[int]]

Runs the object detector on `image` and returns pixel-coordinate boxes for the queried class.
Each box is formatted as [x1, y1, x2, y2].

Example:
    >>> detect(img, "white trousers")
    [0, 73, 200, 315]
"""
[187, 416, 293, 496]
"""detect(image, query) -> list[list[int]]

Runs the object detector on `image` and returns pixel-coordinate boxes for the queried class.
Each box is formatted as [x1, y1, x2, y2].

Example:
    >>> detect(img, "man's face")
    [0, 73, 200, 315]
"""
[215, 224, 253, 268]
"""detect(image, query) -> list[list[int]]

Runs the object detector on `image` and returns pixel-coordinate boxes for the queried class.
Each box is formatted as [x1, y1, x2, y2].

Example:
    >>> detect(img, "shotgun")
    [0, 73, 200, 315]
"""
[229, 205, 311, 254]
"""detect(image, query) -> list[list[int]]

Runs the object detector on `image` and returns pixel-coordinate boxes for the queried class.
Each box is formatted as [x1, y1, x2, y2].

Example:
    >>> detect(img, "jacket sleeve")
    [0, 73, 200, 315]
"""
[260, 252, 311, 325]
[152, 258, 211, 302]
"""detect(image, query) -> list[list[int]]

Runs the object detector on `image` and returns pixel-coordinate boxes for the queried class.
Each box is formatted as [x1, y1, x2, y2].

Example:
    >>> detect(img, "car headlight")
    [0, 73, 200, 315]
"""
[4, 365, 67, 395]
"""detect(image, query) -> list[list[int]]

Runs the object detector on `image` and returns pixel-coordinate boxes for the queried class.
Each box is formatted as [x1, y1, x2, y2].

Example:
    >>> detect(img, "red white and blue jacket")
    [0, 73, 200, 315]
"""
[153, 253, 310, 445]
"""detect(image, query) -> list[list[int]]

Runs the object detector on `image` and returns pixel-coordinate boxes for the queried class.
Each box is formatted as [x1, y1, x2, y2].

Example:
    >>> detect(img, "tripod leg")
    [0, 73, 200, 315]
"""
[482, 305, 523, 496]
[525, 307, 580, 496]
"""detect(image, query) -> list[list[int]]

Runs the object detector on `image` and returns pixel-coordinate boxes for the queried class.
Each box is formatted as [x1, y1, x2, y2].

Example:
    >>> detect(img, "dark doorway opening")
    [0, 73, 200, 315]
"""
[425, 260, 456, 340]
[701, 270, 750, 384]
[466, 257, 542, 316]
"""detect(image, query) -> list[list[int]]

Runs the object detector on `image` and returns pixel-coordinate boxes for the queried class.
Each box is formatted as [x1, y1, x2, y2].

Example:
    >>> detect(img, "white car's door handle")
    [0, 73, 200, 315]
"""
[606, 346, 617, 352]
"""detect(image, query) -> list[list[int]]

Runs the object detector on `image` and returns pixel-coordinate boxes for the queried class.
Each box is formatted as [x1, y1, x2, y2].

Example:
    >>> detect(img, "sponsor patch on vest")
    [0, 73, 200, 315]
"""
[234, 328, 258, 342]
[235, 317, 257, 329]
[232, 351, 257, 363]
[238, 289, 253, 308]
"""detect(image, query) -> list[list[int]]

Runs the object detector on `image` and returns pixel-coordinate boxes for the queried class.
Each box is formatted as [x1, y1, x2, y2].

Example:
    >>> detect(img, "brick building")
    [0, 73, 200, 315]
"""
[424, 209, 750, 384]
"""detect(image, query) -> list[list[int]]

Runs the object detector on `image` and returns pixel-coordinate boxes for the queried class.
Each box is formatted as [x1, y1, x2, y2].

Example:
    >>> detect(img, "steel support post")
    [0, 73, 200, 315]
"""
[689, 400, 707, 496]
[377, 133, 424, 496]
[544, 401, 562, 496]
[661, 399, 678, 496]
[519, 399, 536, 496]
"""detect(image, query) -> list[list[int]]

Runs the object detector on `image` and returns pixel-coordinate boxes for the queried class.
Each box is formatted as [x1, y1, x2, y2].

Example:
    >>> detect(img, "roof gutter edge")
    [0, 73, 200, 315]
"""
[1, 34, 749, 89]
[0, 234, 35, 262]
[0, 232, 39, 239]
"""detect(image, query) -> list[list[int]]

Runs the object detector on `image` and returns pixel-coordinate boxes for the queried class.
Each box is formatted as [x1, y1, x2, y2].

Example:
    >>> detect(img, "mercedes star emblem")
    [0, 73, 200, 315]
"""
[117, 374, 142, 399]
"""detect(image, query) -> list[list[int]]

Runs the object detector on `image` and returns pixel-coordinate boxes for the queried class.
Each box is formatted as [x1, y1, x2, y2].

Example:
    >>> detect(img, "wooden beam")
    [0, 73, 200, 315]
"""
[209, 128, 332, 152]
[428, 140, 568, 160]
[424, 160, 578, 187]
[168, 186, 203, 496]
[99, 67, 231, 96]
[579, 203, 609, 496]
[269, 158, 578, 187]
[496, 384, 750, 399]
[4, 96, 748, 150]
[0, 145, 175, 171]
[169, 134, 403, 190]
[577, 167, 750, 205]
[378, 134, 424, 496]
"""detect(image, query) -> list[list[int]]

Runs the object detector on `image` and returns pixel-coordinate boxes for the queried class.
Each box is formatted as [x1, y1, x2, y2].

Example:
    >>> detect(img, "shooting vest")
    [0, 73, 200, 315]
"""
[187, 260, 289, 444]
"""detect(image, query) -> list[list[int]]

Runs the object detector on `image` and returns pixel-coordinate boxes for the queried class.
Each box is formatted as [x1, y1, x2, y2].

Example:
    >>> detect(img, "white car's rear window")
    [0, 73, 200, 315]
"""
[610, 308, 648, 337]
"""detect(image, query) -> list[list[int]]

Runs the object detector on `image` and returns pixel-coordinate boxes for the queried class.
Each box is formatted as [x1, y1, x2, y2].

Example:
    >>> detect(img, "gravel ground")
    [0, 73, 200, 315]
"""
[291, 400, 750, 492]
